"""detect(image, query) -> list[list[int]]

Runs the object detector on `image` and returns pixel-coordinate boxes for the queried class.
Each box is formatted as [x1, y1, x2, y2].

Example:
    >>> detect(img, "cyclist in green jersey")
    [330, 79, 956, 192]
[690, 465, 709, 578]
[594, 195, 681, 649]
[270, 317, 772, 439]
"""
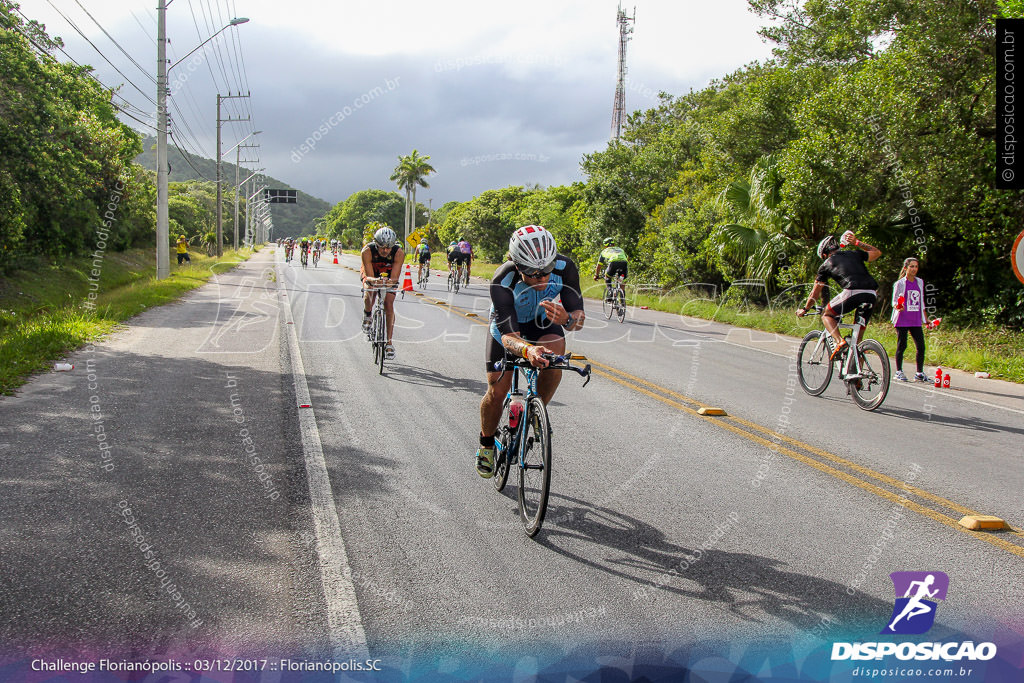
[594, 237, 628, 284]
[414, 238, 431, 282]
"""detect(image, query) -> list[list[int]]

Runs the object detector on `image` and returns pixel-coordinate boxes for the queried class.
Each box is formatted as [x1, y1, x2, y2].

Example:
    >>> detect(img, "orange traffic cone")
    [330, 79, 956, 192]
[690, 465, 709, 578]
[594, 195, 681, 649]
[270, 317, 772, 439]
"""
[333, 252, 338, 264]
[402, 264, 414, 292]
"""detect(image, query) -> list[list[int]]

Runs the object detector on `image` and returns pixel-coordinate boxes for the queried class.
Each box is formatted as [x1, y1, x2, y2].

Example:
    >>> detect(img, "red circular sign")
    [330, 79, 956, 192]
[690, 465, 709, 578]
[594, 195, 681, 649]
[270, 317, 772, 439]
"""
[1014, 230, 1024, 285]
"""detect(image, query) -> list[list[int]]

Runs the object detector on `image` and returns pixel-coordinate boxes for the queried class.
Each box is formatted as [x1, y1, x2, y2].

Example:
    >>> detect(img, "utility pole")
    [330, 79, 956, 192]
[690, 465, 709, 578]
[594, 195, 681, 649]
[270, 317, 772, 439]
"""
[611, 3, 635, 141]
[156, 0, 169, 279]
[216, 92, 250, 256]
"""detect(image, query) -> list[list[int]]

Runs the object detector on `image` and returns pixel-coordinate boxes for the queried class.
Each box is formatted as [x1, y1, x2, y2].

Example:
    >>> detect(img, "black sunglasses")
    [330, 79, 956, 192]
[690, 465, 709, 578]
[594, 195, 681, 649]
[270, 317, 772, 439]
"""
[519, 263, 555, 278]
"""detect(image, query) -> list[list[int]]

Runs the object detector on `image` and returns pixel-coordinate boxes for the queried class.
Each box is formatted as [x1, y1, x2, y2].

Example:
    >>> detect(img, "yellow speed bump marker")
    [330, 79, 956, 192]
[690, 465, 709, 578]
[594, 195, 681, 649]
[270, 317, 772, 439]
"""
[958, 515, 1009, 531]
[698, 407, 727, 416]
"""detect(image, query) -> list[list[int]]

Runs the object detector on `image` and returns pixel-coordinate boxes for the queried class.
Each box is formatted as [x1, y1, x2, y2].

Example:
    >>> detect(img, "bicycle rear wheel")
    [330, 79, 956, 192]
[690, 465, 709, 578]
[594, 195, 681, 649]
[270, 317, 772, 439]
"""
[797, 330, 833, 396]
[453, 268, 460, 294]
[603, 288, 613, 319]
[615, 288, 626, 323]
[518, 396, 551, 537]
[850, 339, 890, 411]
[447, 271, 455, 292]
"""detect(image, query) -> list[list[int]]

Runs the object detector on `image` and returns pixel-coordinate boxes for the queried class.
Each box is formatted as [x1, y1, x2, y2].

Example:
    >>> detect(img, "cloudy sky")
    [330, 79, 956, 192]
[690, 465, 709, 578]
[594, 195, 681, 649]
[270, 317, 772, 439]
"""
[24, 0, 778, 206]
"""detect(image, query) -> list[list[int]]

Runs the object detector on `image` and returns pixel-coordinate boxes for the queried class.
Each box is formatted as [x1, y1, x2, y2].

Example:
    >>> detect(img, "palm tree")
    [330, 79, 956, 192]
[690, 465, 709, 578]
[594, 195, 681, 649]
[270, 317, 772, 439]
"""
[390, 150, 436, 247]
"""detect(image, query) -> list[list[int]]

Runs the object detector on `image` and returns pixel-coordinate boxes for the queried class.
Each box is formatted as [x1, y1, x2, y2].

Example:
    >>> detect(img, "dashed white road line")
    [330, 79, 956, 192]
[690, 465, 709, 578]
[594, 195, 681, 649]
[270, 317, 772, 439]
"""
[276, 257, 368, 660]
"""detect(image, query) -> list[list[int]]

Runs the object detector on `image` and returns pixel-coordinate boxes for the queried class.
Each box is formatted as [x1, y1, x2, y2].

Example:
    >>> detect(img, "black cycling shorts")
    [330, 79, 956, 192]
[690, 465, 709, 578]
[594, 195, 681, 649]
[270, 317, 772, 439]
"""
[418, 253, 431, 264]
[485, 319, 564, 372]
[604, 261, 628, 281]
[825, 290, 876, 323]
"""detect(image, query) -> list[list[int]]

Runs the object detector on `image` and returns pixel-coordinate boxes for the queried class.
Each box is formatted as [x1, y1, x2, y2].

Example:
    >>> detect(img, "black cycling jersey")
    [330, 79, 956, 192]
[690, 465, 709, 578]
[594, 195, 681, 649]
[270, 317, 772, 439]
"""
[815, 250, 878, 291]
[364, 242, 399, 278]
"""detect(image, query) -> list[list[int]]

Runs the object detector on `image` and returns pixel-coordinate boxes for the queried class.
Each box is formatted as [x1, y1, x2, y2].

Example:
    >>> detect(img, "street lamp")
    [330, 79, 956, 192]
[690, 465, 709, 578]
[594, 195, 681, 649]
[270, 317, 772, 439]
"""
[156, 4, 249, 278]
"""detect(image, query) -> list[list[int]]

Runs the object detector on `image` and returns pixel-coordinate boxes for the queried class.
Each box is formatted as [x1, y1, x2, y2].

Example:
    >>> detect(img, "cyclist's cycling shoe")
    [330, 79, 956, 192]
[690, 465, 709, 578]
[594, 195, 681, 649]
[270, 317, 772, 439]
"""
[895, 370, 908, 382]
[384, 343, 395, 360]
[476, 447, 495, 478]
[362, 317, 371, 335]
[829, 339, 848, 363]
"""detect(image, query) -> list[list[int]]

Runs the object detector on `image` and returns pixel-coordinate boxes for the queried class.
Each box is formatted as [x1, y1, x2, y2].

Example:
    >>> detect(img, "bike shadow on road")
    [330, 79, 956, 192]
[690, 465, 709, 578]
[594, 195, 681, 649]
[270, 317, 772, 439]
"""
[531, 492, 893, 634]
[873, 404, 1024, 437]
[378, 364, 489, 394]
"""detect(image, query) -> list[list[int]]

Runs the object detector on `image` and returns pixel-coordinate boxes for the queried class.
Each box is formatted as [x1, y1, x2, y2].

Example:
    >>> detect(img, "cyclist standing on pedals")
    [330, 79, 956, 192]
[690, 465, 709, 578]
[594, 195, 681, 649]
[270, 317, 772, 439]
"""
[360, 227, 405, 360]
[475, 225, 586, 478]
[458, 236, 473, 285]
[414, 238, 431, 282]
[796, 230, 882, 361]
[594, 236, 628, 286]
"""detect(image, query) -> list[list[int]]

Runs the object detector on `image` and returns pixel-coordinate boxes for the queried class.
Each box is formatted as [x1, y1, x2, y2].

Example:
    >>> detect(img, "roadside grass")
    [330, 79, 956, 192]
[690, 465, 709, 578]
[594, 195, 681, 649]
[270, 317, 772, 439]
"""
[0, 246, 258, 395]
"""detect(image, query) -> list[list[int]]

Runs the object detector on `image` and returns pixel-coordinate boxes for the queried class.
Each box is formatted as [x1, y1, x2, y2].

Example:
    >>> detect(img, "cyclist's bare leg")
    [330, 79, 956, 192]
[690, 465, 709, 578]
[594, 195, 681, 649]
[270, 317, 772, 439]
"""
[534, 334, 565, 405]
[480, 371, 514, 438]
[383, 292, 397, 343]
[363, 287, 376, 316]
[822, 312, 844, 346]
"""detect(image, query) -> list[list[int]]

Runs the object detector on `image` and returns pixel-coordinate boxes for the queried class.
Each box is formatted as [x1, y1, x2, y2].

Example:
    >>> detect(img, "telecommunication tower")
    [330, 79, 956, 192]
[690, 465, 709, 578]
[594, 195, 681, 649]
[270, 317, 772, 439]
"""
[611, 3, 635, 141]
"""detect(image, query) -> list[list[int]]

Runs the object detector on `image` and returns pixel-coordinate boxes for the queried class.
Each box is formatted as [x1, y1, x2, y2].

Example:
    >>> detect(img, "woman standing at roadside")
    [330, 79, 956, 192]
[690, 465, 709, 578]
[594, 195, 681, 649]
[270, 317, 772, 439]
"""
[891, 257, 931, 382]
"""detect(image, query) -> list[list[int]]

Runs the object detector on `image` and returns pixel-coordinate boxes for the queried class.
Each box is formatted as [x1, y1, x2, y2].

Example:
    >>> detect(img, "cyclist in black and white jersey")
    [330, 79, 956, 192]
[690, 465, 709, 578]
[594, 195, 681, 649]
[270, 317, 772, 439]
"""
[475, 225, 585, 478]
[796, 230, 882, 361]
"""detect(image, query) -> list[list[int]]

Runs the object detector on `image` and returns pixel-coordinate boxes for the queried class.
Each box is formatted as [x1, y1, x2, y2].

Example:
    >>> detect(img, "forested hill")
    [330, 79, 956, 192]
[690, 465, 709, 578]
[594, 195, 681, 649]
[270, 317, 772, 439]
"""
[135, 136, 330, 238]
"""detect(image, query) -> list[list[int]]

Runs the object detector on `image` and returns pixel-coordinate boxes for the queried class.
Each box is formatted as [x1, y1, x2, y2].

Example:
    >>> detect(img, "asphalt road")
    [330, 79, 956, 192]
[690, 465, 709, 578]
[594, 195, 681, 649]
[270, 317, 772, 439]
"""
[1, 246, 1021, 675]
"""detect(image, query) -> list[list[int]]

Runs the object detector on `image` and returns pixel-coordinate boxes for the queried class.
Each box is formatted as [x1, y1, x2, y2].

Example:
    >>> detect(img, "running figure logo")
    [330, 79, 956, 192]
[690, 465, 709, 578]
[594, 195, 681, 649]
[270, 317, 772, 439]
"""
[881, 571, 949, 635]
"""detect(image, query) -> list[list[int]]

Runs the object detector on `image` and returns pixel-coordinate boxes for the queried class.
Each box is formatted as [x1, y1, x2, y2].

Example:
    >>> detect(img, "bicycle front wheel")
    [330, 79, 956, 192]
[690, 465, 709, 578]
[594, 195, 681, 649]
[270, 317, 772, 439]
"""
[850, 339, 890, 411]
[797, 330, 833, 396]
[518, 396, 551, 537]
[493, 418, 512, 493]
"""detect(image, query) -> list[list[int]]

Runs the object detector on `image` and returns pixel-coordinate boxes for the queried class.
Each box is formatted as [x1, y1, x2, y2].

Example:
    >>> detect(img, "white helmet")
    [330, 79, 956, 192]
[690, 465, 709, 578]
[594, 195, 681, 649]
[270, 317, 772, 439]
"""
[373, 226, 397, 247]
[509, 225, 557, 274]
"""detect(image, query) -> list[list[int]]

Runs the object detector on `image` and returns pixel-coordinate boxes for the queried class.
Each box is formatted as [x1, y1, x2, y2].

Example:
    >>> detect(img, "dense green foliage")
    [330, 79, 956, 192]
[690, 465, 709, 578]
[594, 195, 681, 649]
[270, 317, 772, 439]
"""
[0, 2, 149, 268]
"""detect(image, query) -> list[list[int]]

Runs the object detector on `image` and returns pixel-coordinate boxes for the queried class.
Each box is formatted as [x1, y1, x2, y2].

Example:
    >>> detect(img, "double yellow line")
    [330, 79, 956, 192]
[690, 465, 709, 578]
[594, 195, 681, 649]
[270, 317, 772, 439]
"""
[421, 293, 1024, 560]
[587, 358, 1024, 560]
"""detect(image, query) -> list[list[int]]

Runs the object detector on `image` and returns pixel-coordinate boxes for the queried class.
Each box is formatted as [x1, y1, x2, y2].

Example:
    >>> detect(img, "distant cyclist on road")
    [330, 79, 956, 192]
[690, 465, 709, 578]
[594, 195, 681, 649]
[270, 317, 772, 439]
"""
[594, 237, 628, 285]
[446, 240, 466, 281]
[457, 237, 473, 285]
[361, 227, 405, 360]
[796, 230, 881, 361]
[299, 237, 310, 266]
[414, 238, 431, 282]
[475, 225, 585, 478]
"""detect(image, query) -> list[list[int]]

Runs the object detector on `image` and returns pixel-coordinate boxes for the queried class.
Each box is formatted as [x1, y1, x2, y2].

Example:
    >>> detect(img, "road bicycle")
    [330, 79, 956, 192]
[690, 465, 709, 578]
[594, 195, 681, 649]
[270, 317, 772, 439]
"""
[490, 353, 591, 537]
[365, 281, 398, 375]
[797, 304, 891, 411]
[602, 274, 626, 323]
[448, 264, 461, 294]
[312, 248, 320, 268]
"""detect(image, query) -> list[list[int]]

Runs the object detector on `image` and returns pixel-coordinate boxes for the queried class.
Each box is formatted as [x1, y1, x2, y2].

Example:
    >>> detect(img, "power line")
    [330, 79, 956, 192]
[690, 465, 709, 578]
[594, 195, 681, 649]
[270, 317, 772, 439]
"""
[43, 0, 156, 106]
[72, 0, 155, 84]
[9, 9, 157, 133]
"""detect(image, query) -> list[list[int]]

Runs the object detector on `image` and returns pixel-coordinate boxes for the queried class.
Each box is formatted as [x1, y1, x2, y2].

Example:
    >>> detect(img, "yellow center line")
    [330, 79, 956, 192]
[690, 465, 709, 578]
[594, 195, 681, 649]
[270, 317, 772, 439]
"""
[587, 358, 981, 518]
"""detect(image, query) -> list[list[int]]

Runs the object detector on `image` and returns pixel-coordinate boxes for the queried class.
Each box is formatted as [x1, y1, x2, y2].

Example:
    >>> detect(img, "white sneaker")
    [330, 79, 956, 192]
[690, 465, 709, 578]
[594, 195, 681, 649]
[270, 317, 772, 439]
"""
[895, 370, 908, 382]
[384, 343, 395, 360]
[362, 317, 370, 334]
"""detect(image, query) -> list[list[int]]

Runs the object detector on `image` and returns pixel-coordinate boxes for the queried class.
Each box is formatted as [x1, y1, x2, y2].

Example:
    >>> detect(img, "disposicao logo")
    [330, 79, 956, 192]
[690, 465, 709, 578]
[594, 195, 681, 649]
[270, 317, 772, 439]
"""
[882, 571, 948, 635]
[831, 570, 997, 663]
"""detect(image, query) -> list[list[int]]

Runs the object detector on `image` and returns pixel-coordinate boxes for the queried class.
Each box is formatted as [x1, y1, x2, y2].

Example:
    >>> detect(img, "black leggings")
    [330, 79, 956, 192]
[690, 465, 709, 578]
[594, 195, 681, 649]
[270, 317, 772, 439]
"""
[895, 326, 925, 372]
